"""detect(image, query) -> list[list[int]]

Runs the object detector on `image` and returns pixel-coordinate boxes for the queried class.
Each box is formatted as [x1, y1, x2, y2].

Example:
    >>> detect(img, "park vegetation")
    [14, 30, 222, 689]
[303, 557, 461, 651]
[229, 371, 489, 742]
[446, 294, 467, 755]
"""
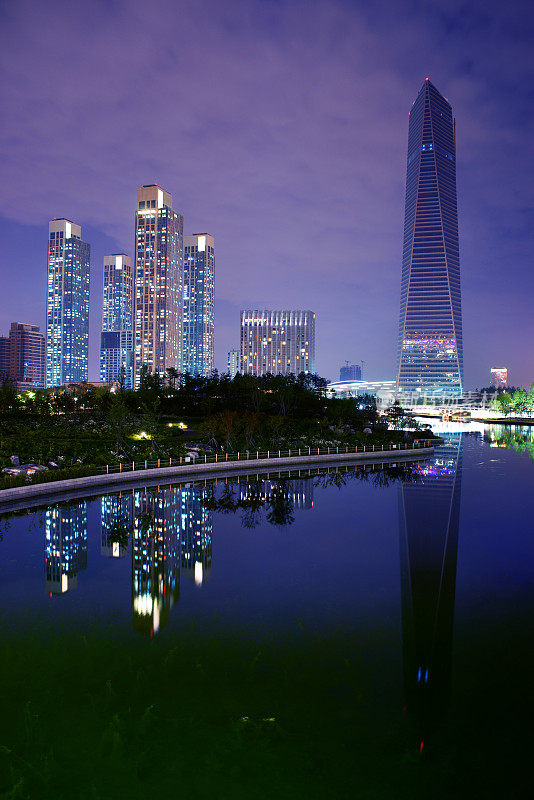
[490, 384, 534, 418]
[0, 370, 432, 488]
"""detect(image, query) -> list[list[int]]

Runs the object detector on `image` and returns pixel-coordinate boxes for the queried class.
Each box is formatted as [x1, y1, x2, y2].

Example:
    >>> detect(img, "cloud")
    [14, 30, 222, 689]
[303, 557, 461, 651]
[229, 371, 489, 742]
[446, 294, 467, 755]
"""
[0, 0, 533, 383]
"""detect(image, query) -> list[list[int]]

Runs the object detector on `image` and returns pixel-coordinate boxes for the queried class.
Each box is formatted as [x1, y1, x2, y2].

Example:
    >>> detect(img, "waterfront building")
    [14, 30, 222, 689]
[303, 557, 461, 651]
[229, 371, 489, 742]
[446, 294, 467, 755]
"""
[46, 219, 90, 388]
[45, 501, 88, 594]
[240, 310, 315, 376]
[183, 234, 214, 377]
[133, 185, 183, 387]
[0, 323, 44, 389]
[396, 79, 464, 398]
[100, 254, 134, 388]
[227, 348, 240, 378]
[490, 367, 507, 389]
[340, 362, 361, 382]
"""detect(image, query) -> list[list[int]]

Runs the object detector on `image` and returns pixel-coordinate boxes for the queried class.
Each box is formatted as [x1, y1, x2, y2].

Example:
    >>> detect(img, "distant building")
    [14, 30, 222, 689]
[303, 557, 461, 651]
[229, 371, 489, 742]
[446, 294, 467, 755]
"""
[327, 379, 396, 407]
[227, 348, 240, 379]
[133, 185, 183, 387]
[340, 362, 362, 382]
[100, 254, 134, 388]
[0, 322, 45, 389]
[46, 219, 90, 388]
[490, 367, 507, 389]
[183, 234, 215, 377]
[0, 336, 9, 380]
[240, 310, 315, 376]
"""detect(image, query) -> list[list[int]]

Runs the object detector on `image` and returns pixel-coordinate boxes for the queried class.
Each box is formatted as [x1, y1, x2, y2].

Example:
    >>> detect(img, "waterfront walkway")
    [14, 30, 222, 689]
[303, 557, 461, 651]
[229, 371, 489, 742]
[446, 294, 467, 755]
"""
[0, 441, 434, 513]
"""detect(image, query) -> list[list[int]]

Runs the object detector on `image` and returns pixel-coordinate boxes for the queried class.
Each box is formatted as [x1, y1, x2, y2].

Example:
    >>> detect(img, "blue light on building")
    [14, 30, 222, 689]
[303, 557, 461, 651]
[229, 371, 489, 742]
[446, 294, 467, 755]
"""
[100, 254, 134, 388]
[183, 234, 215, 377]
[46, 219, 90, 388]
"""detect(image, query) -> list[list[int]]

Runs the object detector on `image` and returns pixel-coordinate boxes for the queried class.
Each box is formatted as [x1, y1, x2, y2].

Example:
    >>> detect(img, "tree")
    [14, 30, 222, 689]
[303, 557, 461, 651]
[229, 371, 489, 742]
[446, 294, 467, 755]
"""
[0, 376, 19, 414]
[386, 401, 405, 429]
[492, 393, 513, 417]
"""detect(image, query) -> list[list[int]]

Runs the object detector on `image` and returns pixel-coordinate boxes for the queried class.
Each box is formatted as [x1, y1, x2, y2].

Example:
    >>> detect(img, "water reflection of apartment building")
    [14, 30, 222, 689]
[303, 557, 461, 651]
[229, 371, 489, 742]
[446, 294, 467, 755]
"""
[45, 503, 88, 594]
[239, 479, 314, 511]
[398, 433, 463, 750]
[132, 487, 181, 636]
[101, 494, 133, 558]
[180, 485, 212, 586]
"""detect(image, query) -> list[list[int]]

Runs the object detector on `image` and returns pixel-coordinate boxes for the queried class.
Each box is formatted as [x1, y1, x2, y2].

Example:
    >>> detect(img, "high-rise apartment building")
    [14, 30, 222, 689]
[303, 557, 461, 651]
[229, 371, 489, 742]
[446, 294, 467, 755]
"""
[227, 348, 240, 379]
[8, 323, 45, 389]
[183, 234, 214, 377]
[396, 79, 464, 398]
[46, 219, 90, 388]
[490, 367, 507, 389]
[240, 310, 315, 376]
[133, 185, 183, 387]
[0, 323, 45, 389]
[100, 254, 134, 388]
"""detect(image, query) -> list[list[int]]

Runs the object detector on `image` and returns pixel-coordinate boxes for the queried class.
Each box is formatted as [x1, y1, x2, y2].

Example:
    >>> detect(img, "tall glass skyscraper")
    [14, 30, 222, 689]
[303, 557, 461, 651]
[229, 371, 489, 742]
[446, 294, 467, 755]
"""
[183, 233, 215, 376]
[396, 79, 463, 398]
[100, 254, 134, 388]
[133, 185, 183, 387]
[46, 219, 90, 387]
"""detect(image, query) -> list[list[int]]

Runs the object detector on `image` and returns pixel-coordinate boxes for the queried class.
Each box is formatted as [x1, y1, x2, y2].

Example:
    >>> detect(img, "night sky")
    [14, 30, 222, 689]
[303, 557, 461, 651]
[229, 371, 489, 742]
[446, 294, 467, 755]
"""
[1, 0, 533, 388]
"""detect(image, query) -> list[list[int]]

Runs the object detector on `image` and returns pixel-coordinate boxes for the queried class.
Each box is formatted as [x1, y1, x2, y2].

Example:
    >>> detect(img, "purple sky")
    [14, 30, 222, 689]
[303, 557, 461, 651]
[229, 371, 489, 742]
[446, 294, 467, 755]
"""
[0, 0, 533, 388]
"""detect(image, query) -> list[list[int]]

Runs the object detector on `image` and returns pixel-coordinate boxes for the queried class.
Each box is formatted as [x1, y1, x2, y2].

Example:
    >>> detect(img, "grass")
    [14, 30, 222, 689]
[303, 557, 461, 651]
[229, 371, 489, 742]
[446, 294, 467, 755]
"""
[0, 625, 457, 800]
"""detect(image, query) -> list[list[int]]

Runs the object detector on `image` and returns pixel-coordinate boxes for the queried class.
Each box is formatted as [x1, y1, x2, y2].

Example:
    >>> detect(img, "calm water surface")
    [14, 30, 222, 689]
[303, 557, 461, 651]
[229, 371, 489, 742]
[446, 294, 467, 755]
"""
[0, 425, 532, 799]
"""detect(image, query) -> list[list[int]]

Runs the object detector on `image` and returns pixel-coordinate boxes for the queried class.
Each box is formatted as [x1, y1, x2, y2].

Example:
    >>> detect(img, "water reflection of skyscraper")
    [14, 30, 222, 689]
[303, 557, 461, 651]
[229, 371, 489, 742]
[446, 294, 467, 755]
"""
[239, 479, 314, 511]
[180, 485, 212, 587]
[101, 494, 132, 558]
[398, 433, 462, 753]
[45, 502, 88, 594]
[132, 487, 181, 636]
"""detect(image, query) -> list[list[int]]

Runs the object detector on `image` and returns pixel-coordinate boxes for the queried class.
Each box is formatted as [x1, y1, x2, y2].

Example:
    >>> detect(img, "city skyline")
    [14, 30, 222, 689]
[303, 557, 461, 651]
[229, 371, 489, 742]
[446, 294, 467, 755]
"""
[1, 0, 533, 388]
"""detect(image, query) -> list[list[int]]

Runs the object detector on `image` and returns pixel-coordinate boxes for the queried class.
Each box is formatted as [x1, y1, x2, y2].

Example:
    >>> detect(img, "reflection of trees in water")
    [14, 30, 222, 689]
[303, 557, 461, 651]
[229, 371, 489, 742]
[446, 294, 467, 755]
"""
[204, 480, 295, 528]
[105, 511, 132, 551]
[486, 426, 534, 460]
[204, 462, 420, 529]
[313, 462, 419, 490]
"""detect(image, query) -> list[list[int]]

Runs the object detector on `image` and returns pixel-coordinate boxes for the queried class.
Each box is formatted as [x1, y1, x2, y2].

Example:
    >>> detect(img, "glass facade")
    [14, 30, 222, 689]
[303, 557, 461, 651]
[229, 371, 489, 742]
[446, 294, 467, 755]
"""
[183, 234, 215, 377]
[133, 185, 183, 388]
[46, 219, 90, 388]
[396, 80, 463, 398]
[100, 254, 134, 388]
[240, 310, 316, 376]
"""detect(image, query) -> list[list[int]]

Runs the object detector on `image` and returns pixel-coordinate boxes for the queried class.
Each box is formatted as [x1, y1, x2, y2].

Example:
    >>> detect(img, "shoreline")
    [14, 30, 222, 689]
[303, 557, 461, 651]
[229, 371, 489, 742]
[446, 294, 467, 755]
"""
[0, 446, 434, 513]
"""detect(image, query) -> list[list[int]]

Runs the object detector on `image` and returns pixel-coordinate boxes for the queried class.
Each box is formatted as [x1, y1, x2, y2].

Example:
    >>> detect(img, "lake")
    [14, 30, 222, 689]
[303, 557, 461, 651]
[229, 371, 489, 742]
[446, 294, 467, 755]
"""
[1, 424, 532, 799]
